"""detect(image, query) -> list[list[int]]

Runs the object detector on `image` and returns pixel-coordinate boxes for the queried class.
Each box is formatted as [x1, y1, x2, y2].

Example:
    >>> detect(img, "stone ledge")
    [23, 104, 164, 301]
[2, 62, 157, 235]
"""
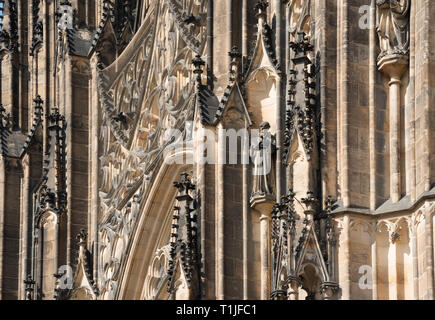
[332, 187, 435, 217]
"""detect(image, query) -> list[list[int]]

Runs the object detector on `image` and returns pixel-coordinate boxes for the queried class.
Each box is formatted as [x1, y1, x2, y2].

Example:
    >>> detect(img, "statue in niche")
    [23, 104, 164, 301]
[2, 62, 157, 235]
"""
[376, 0, 410, 58]
[250, 122, 276, 197]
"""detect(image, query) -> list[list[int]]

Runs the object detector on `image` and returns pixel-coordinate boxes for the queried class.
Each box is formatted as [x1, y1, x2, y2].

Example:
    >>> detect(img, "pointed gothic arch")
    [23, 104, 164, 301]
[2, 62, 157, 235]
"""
[115, 162, 193, 300]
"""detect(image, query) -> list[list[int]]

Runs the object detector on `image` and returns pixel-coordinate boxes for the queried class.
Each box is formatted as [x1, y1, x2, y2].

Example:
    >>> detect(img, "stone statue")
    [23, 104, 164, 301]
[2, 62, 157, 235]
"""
[377, 0, 410, 58]
[250, 122, 275, 197]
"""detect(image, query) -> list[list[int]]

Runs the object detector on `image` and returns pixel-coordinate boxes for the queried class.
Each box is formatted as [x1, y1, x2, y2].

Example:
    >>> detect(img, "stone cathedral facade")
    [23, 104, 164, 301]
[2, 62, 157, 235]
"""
[0, 0, 434, 300]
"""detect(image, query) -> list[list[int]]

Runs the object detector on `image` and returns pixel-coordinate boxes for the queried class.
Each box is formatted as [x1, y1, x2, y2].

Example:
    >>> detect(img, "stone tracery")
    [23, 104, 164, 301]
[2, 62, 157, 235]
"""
[0, 0, 432, 302]
[95, 0, 206, 300]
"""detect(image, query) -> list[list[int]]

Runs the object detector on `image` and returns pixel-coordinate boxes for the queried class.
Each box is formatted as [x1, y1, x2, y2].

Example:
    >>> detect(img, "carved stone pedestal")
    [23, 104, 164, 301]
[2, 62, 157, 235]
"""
[320, 281, 339, 300]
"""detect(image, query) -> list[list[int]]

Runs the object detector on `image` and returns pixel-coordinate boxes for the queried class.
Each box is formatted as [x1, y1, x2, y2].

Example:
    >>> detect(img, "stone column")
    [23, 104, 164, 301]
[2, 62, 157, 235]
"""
[216, 124, 225, 299]
[378, 55, 408, 203]
[65, 56, 73, 267]
[0, 156, 5, 299]
[409, 224, 419, 299]
[19, 156, 30, 300]
[54, 217, 60, 298]
[242, 128, 249, 300]
[260, 210, 271, 300]
[342, 215, 351, 299]
[340, 0, 351, 208]
[388, 230, 400, 300]
[90, 56, 99, 282]
[371, 224, 378, 300]
[242, 0, 248, 58]
[425, 210, 434, 299]
[251, 199, 274, 300]
[197, 128, 207, 299]
[369, 0, 377, 211]
[227, 0, 233, 66]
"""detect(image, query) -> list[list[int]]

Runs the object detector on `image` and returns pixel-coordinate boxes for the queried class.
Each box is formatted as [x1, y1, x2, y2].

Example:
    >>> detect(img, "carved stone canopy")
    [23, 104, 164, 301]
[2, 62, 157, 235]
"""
[270, 190, 338, 300]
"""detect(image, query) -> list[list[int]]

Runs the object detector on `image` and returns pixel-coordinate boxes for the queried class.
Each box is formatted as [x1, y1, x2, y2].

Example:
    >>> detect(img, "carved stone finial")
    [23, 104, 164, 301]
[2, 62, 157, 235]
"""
[255, 1, 269, 14]
[192, 55, 205, 92]
[192, 55, 205, 81]
[33, 95, 44, 116]
[301, 191, 318, 216]
[255, 0, 269, 21]
[173, 173, 196, 201]
[77, 228, 87, 245]
[47, 108, 64, 128]
[192, 55, 205, 71]
[0, 104, 7, 125]
[183, 14, 201, 27]
[229, 46, 242, 60]
[325, 195, 334, 213]
[228, 46, 241, 80]
[290, 32, 313, 59]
